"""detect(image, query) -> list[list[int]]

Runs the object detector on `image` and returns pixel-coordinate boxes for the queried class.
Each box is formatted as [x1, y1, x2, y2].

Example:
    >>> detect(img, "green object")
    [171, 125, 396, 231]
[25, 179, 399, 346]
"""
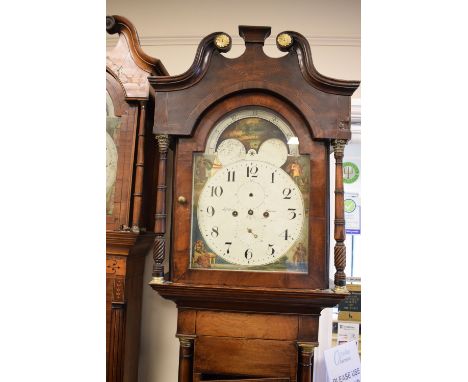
[343, 162, 359, 184]
[344, 199, 357, 213]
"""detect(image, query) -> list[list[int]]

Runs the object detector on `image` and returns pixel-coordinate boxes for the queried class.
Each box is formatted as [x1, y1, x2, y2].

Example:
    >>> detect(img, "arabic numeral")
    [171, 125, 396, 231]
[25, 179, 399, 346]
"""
[247, 165, 258, 178]
[224, 242, 232, 255]
[288, 208, 297, 219]
[244, 249, 253, 260]
[268, 244, 275, 256]
[280, 229, 290, 240]
[227, 170, 235, 182]
[282, 188, 292, 199]
[211, 226, 219, 238]
[206, 206, 215, 216]
[211, 185, 223, 197]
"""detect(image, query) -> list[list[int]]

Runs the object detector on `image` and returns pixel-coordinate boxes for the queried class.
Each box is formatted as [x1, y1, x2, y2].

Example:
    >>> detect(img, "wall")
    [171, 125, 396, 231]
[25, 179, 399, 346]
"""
[107, 0, 360, 97]
[106, 1, 360, 381]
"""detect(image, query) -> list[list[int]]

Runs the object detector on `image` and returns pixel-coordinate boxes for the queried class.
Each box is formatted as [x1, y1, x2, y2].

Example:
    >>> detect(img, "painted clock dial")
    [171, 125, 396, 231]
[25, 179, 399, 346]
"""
[197, 160, 304, 266]
[191, 107, 310, 273]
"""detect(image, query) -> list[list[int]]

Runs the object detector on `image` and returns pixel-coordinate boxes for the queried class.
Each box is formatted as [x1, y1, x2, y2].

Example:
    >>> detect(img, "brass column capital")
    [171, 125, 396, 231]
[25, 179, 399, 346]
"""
[297, 341, 319, 355]
[176, 334, 196, 348]
[155, 134, 170, 153]
[332, 139, 347, 157]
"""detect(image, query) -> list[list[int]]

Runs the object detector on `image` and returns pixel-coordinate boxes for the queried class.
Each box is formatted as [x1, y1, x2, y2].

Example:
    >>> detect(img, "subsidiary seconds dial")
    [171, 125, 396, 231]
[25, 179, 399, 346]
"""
[197, 160, 305, 266]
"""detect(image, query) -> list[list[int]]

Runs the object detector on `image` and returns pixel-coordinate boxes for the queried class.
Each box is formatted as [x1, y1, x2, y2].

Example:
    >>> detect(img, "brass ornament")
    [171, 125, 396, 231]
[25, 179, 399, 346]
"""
[332, 139, 347, 156]
[333, 285, 349, 294]
[150, 276, 164, 284]
[176, 334, 196, 348]
[277, 33, 293, 48]
[297, 341, 319, 355]
[156, 134, 170, 153]
[214, 33, 231, 49]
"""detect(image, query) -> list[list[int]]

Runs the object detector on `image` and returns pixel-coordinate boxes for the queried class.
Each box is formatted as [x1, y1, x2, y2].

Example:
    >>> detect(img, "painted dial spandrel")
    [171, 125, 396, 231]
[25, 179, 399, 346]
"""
[197, 160, 304, 266]
[190, 106, 310, 273]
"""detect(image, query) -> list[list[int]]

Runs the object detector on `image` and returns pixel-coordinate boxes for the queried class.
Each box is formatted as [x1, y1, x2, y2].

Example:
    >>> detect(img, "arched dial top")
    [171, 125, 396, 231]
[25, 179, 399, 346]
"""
[191, 106, 310, 272]
[205, 107, 299, 157]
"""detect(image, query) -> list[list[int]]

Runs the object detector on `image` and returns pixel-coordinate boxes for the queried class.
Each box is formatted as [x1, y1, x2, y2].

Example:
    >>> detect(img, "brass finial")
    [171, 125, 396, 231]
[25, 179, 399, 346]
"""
[277, 32, 293, 49]
[214, 33, 231, 51]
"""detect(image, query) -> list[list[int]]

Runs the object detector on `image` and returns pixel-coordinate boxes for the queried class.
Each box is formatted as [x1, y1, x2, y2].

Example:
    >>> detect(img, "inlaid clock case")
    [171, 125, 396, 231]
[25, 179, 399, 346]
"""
[106, 15, 168, 382]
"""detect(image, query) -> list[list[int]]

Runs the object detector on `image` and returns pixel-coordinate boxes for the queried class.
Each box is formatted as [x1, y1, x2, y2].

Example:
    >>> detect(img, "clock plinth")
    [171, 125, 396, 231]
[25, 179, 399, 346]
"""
[149, 25, 359, 381]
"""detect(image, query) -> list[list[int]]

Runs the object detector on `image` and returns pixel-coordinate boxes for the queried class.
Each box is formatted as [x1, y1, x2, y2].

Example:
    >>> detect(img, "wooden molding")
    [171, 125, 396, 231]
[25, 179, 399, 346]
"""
[106, 15, 169, 99]
[284, 30, 360, 96]
[149, 26, 359, 140]
[106, 15, 168, 76]
[107, 34, 360, 48]
[106, 231, 156, 256]
[148, 26, 359, 96]
[150, 282, 345, 315]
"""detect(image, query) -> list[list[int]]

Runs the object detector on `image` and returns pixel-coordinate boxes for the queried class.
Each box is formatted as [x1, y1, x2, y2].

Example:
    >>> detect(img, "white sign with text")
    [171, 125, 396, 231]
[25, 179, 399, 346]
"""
[324, 341, 361, 382]
[337, 322, 360, 345]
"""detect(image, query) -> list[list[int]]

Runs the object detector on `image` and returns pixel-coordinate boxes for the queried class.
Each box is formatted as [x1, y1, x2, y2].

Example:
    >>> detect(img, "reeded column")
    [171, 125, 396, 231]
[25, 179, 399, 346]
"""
[151, 134, 170, 283]
[176, 334, 196, 382]
[332, 139, 348, 293]
[131, 101, 147, 233]
[297, 341, 319, 382]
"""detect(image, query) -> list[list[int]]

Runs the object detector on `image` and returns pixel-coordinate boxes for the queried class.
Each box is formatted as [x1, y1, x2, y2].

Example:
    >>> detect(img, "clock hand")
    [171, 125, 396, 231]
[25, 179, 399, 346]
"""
[247, 228, 258, 238]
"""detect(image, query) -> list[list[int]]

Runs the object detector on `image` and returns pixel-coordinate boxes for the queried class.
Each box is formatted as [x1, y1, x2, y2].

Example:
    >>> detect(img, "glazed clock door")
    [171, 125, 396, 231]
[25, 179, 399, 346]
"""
[170, 92, 330, 290]
[191, 106, 309, 272]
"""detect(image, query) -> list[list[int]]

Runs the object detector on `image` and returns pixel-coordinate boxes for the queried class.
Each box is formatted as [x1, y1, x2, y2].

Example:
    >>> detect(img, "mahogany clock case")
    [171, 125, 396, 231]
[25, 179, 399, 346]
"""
[146, 23, 358, 382]
[149, 25, 359, 294]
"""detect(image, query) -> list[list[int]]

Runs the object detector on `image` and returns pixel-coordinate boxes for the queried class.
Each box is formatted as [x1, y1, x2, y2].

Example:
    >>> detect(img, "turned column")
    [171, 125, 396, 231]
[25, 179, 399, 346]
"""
[332, 139, 348, 293]
[297, 341, 319, 382]
[131, 100, 147, 233]
[176, 334, 196, 382]
[151, 134, 170, 283]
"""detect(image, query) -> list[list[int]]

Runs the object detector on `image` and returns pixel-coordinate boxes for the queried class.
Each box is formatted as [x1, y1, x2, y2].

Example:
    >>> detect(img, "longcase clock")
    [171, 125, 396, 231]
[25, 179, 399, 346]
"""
[149, 26, 359, 382]
[106, 15, 168, 382]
